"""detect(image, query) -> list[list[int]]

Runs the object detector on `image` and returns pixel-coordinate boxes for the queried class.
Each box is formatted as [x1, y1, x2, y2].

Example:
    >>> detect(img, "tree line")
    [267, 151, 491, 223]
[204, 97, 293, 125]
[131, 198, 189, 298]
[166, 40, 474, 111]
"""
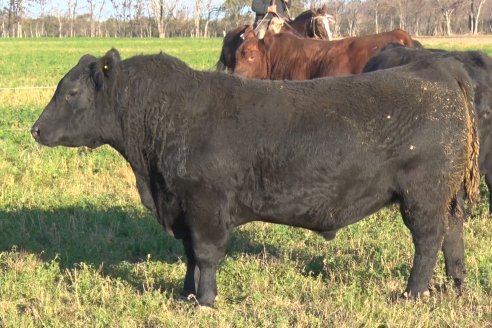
[1, 0, 491, 38]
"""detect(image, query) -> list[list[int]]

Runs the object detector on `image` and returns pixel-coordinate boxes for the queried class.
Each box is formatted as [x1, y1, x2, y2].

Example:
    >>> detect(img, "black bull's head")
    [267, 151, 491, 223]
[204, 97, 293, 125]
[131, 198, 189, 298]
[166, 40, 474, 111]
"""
[31, 49, 122, 149]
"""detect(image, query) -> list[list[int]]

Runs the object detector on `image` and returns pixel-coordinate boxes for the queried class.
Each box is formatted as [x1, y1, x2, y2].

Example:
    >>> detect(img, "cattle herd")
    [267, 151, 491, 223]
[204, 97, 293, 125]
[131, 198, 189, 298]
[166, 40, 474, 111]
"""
[30, 23, 492, 308]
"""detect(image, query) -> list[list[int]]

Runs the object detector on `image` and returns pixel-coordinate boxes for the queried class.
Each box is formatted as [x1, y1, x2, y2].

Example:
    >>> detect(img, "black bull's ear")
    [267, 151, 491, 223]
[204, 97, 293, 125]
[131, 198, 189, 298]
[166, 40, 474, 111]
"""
[91, 48, 121, 91]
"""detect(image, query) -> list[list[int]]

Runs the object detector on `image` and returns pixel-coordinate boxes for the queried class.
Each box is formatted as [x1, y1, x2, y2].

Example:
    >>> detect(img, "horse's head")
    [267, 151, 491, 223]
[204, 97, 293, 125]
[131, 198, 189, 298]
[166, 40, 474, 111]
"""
[310, 5, 334, 40]
[234, 26, 270, 79]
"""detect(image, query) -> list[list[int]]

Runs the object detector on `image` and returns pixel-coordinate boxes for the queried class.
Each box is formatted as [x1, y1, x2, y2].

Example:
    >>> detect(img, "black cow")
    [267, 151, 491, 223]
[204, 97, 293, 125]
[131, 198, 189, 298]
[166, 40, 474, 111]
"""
[364, 44, 492, 213]
[32, 49, 479, 307]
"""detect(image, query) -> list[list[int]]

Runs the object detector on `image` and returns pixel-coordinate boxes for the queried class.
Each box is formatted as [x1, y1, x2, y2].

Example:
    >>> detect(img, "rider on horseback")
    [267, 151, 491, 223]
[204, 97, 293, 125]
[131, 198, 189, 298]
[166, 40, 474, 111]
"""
[252, 0, 291, 38]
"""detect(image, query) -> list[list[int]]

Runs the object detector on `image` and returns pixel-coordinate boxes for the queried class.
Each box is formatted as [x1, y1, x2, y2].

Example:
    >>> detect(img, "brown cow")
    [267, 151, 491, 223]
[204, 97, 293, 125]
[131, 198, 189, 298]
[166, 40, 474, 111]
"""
[234, 27, 416, 80]
[216, 6, 334, 73]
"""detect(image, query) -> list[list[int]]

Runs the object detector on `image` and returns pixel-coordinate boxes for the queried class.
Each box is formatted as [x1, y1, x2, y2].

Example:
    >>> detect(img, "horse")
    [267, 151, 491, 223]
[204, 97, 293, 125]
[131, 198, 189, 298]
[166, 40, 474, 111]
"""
[233, 27, 417, 80]
[216, 6, 334, 73]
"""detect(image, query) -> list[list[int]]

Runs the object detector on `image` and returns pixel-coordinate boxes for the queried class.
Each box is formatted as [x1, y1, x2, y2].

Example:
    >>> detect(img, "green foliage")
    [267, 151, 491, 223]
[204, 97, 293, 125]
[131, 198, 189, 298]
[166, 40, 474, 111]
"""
[0, 37, 491, 327]
[221, 0, 252, 22]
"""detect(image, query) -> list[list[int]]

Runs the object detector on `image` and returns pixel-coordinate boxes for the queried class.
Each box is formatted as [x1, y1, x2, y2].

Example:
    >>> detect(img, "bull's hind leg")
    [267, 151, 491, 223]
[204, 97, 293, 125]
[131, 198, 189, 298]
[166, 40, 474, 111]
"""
[441, 194, 466, 293]
[400, 192, 446, 297]
[486, 174, 492, 214]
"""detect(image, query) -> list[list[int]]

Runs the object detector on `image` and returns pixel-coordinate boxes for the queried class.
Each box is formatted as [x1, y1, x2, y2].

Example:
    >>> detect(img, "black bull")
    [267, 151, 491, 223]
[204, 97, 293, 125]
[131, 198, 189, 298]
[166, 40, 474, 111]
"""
[363, 44, 492, 213]
[32, 49, 479, 307]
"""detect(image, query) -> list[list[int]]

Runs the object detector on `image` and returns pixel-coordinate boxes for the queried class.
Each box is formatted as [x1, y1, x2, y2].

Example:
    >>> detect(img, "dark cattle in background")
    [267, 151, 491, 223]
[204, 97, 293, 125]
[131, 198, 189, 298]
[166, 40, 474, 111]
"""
[233, 27, 416, 80]
[216, 6, 333, 73]
[412, 39, 424, 49]
[364, 44, 492, 213]
[32, 49, 479, 307]
[216, 25, 249, 73]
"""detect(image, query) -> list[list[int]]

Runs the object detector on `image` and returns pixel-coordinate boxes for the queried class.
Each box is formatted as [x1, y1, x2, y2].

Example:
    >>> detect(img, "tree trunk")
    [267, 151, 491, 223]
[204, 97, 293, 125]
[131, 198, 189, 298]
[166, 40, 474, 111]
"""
[17, 21, 22, 38]
[473, 0, 486, 34]
[399, 2, 406, 30]
[374, 2, 379, 34]
[204, 20, 210, 38]
[194, 0, 202, 38]
[58, 19, 62, 38]
[443, 9, 454, 36]
[150, 0, 167, 38]
[8, 0, 14, 37]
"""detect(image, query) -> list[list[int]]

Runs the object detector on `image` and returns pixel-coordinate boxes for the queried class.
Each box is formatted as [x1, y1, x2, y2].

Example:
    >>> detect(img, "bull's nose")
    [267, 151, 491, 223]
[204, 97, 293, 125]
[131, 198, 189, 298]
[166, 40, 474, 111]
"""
[31, 126, 40, 140]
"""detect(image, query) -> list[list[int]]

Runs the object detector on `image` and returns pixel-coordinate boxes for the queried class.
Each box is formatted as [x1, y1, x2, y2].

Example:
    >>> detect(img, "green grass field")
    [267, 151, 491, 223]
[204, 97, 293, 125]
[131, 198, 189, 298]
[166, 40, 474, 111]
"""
[1, 37, 491, 327]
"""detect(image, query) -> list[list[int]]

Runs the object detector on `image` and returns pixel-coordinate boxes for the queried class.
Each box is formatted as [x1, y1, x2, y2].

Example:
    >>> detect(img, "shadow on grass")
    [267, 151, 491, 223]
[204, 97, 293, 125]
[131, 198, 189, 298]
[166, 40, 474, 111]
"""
[0, 206, 179, 268]
[0, 206, 283, 293]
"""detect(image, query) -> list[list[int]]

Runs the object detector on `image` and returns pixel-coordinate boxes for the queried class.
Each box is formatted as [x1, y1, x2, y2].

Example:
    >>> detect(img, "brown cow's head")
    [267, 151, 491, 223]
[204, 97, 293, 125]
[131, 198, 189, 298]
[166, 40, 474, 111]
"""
[234, 26, 271, 79]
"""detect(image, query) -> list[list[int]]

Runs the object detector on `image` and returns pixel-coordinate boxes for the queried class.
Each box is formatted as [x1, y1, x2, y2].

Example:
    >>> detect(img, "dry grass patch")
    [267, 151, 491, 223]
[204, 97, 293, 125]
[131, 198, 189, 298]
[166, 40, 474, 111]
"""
[416, 34, 492, 52]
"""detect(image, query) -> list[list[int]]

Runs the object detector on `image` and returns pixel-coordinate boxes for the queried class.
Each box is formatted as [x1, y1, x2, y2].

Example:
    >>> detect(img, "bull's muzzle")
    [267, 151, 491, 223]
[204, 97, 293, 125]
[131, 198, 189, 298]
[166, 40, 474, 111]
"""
[31, 125, 41, 141]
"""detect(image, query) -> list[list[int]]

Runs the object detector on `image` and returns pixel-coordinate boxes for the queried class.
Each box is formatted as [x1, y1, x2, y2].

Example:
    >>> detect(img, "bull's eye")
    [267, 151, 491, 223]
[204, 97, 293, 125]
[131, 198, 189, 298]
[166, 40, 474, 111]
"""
[248, 55, 255, 62]
[65, 89, 78, 101]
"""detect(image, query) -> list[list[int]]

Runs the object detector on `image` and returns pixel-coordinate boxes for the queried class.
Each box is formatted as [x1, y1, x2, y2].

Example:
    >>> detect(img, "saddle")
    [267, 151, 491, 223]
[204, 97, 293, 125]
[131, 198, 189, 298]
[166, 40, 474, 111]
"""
[267, 17, 285, 34]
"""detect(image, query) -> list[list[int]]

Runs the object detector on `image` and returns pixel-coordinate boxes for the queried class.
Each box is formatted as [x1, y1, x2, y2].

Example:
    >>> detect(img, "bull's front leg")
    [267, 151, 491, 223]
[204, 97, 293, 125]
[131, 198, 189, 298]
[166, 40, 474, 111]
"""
[181, 236, 200, 298]
[188, 221, 230, 307]
[185, 191, 232, 307]
[149, 179, 201, 299]
[147, 175, 208, 301]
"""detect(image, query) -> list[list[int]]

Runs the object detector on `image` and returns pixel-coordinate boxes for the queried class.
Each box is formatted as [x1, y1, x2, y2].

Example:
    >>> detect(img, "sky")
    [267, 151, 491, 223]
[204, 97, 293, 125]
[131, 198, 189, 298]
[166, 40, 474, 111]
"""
[27, 0, 226, 19]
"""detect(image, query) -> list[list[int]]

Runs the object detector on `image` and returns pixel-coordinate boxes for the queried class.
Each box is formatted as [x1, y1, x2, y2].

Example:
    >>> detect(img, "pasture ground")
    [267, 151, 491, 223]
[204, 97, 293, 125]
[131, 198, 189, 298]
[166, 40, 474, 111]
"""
[0, 36, 491, 327]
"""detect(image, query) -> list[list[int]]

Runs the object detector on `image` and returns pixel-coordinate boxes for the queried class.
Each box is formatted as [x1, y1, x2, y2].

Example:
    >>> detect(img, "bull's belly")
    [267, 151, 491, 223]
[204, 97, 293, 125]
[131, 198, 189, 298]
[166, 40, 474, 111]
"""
[240, 183, 394, 231]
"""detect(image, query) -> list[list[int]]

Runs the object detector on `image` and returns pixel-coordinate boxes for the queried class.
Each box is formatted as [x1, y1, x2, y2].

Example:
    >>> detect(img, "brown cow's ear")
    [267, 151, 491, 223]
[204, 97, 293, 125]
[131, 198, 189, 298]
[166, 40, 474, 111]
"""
[243, 27, 257, 41]
[91, 48, 121, 91]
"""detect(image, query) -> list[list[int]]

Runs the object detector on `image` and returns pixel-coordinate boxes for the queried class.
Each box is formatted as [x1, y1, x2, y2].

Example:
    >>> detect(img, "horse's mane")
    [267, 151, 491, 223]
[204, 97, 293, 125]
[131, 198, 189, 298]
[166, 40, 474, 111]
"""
[292, 9, 314, 22]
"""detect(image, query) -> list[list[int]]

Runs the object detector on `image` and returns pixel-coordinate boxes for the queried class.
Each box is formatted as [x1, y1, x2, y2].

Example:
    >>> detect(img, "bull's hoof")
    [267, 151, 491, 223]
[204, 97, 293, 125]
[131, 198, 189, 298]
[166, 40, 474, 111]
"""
[179, 292, 199, 304]
[197, 304, 215, 312]
[179, 292, 217, 308]
[452, 278, 465, 295]
[401, 289, 430, 299]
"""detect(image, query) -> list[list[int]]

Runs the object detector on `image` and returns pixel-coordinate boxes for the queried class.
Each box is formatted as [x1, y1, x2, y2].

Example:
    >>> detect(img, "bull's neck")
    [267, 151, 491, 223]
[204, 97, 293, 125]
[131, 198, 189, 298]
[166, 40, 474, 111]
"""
[110, 67, 206, 171]
[97, 86, 128, 159]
